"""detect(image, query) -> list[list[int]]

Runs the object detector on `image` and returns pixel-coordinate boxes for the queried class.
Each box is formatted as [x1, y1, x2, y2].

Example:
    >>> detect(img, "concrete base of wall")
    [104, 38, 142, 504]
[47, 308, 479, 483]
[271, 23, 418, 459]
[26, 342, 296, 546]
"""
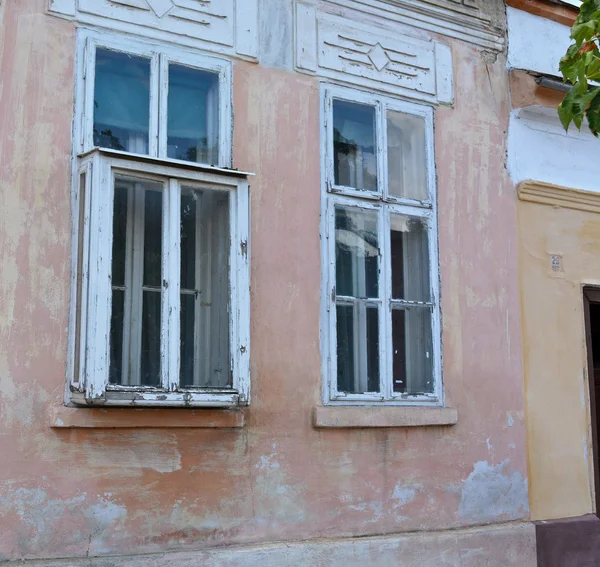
[536, 514, 600, 567]
[5, 522, 536, 567]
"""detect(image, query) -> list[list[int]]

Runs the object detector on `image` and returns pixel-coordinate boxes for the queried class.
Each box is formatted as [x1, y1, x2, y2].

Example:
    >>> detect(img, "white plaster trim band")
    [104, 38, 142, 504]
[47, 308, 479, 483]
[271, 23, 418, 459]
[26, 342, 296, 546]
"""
[320, 0, 505, 51]
[9, 522, 537, 566]
[507, 107, 598, 193]
[507, 7, 571, 76]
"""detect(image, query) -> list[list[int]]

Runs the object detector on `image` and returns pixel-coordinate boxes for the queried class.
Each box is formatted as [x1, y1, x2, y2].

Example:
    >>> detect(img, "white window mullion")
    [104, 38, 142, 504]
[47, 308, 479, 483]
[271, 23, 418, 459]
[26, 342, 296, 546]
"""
[194, 192, 205, 386]
[381, 207, 393, 401]
[375, 99, 386, 198]
[128, 184, 146, 386]
[149, 53, 161, 158]
[380, 102, 390, 201]
[157, 54, 169, 159]
[163, 179, 181, 391]
[120, 185, 135, 385]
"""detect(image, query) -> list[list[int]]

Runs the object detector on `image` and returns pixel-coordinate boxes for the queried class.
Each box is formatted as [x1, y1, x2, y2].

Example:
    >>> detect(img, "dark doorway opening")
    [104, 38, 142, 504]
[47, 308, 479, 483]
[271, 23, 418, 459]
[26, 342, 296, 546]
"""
[584, 287, 600, 517]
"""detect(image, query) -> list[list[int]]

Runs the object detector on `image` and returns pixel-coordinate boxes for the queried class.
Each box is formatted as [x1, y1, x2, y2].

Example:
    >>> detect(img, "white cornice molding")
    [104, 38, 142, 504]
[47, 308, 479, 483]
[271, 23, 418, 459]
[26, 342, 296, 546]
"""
[319, 0, 505, 51]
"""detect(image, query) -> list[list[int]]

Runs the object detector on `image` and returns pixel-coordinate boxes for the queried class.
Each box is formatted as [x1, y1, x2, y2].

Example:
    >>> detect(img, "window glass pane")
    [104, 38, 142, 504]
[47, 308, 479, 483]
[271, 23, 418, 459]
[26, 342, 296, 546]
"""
[180, 188, 231, 388]
[143, 190, 162, 288]
[111, 181, 128, 288]
[94, 48, 151, 154]
[335, 206, 379, 298]
[109, 178, 163, 387]
[390, 215, 430, 302]
[168, 64, 219, 165]
[336, 303, 379, 394]
[109, 289, 125, 385]
[333, 100, 377, 191]
[141, 291, 161, 386]
[392, 307, 433, 394]
[387, 111, 427, 201]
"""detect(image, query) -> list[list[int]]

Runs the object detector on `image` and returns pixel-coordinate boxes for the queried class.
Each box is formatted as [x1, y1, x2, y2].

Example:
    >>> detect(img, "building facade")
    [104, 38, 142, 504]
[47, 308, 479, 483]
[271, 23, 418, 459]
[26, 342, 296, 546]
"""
[0, 0, 553, 564]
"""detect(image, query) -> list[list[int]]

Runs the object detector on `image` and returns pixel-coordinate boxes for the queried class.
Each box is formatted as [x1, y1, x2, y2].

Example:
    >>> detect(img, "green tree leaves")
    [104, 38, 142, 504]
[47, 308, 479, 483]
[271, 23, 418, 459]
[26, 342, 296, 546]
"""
[558, 0, 600, 136]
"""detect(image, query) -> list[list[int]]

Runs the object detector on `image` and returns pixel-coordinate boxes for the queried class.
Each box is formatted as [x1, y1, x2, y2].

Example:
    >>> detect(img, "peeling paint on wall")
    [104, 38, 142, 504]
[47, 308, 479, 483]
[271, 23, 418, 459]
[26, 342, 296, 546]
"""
[0, 487, 126, 556]
[76, 432, 182, 474]
[458, 460, 529, 523]
[253, 443, 306, 527]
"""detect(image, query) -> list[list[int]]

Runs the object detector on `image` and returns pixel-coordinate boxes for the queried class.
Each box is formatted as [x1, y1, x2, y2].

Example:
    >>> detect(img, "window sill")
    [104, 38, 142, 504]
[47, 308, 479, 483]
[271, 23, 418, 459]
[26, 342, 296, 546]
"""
[312, 405, 458, 428]
[50, 406, 245, 429]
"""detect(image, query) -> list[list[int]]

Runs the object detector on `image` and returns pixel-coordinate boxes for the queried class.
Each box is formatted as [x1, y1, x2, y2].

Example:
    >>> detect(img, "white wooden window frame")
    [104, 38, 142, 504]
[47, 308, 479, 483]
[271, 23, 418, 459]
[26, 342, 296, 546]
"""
[321, 84, 443, 406]
[70, 149, 250, 407]
[67, 30, 249, 407]
[75, 29, 232, 167]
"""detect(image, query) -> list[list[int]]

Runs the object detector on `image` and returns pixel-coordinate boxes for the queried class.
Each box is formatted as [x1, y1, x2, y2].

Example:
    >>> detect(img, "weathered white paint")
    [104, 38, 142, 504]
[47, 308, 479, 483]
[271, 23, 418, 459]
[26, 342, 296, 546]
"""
[47, 0, 76, 17]
[70, 150, 251, 407]
[259, 0, 294, 69]
[77, 29, 233, 166]
[13, 523, 537, 566]
[295, 8, 454, 104]
[295, 2, 317, 72]
[320, 84, 443, 407]
[507, 107, 598, 193]
[319, 0, 505, 51]
[435, 42, 454, 105]
[48, 0, 258, 60]
[506, 6, 571, 76]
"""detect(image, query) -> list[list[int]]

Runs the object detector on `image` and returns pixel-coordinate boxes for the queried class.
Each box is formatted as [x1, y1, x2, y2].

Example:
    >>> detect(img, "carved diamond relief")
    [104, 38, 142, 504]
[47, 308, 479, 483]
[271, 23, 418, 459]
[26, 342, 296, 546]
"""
[145, 0, 173, 18]
[367, 44, 390, 72]
[295, 6, 454, 104]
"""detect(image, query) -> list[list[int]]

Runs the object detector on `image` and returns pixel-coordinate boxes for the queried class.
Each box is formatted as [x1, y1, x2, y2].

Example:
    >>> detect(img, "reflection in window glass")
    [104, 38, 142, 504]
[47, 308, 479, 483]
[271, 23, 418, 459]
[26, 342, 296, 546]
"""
[180, 188, 231, 388]
[335, 206, 379, 299]
[109, 178, 163, 387]
[168, 65, 219, 165]
[333, 100, 377, 191]
[387, 111, 427, 201]
[390, 215, 430, 302]
[336, 304, 379, 394]
[94, 49, 151, 154]
[392, 307, 433, 394]
[335, 205, 381, 394]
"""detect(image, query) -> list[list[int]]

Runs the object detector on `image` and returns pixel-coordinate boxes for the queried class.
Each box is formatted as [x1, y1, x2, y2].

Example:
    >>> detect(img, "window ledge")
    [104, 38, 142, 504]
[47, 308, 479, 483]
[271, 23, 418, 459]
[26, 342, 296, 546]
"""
[313, 406, 458, 428]
[50, 406, 245, 429]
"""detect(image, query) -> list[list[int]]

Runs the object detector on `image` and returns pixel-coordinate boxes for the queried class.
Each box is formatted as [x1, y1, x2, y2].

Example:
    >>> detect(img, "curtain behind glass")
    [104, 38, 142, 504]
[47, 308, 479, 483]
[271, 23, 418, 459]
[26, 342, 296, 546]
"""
[168, 65, 219, 165]
[94, 49, 151, 154]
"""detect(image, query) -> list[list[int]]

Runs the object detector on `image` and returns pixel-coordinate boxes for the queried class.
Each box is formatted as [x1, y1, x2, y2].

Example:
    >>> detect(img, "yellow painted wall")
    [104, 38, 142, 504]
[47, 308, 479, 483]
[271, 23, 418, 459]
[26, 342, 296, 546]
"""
[519, 183, 599, 520]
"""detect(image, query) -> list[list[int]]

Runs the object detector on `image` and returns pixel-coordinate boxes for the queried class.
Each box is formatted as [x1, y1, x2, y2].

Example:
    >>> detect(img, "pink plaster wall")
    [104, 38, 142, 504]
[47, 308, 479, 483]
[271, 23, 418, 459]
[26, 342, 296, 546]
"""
[0, 1, 528, 562]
